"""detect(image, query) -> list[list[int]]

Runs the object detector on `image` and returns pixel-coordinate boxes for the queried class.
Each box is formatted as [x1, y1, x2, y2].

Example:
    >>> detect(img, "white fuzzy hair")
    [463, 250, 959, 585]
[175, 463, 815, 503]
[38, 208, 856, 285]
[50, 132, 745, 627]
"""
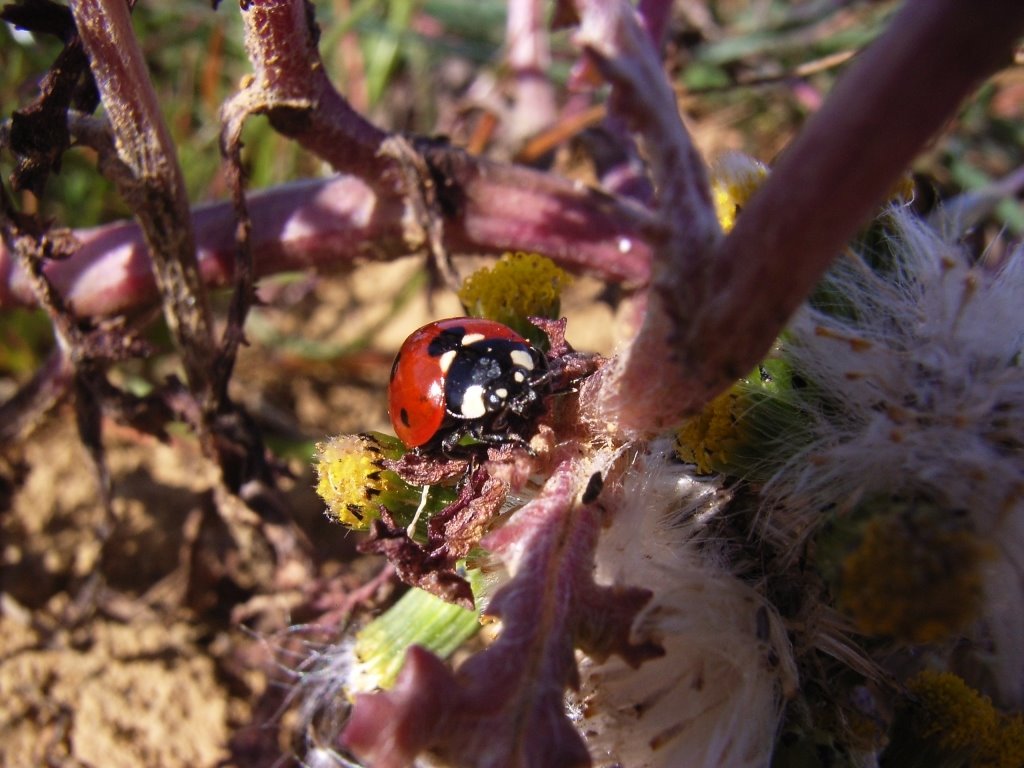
[573, 442, 797, 767]
[762, 207, 1024, 705]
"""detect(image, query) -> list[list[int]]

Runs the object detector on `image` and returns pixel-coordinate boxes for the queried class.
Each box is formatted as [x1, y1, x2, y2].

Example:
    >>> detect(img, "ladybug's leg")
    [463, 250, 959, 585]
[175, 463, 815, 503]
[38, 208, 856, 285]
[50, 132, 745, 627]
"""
[543, 351, 601, 393]
[440, 425, 474, 456]
[470, 421, 536, 455]
[506, 385, 541, 418]
[438, 414, 536, 457]
[437, 423, 524, 457]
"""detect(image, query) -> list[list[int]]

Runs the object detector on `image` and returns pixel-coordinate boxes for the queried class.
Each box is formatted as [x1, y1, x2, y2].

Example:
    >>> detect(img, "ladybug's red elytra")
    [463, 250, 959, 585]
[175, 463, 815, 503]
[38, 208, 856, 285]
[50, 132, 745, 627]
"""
[388, 318, 549, 453]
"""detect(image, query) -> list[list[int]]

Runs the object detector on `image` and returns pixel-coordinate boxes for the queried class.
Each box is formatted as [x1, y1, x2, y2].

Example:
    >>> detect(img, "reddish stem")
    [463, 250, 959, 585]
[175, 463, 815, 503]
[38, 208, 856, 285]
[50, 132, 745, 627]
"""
[506, 0, 559, 141]
[235, 0, 389, 176]
[597, 0, 1024, 434]
[0, 170, 651, 317]
[1, 0, 657, 318]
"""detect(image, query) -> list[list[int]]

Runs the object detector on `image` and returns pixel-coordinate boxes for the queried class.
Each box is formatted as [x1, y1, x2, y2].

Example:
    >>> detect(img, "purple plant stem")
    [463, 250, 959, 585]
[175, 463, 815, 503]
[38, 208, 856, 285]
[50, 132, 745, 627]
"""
[589, 0, 1024, 434]
[231, 0, 390, 177]
[637, 0, 673, 45]
[0, 172, 652, 317]
[574, 0, 719, 436]
[506, 0, 559, 141]
[231, 0, 656, 279]
[572, 0, 666, 205]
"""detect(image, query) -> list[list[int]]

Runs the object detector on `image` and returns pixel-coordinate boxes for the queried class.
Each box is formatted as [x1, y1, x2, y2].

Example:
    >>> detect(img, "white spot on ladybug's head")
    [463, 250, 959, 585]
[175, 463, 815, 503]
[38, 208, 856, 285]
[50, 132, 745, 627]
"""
[510, 349, 535, 370]
[438, 349, 457, 373]
[513, 371, 525, 383]
[460, 385, 487, 419]
[461, 333, 486, 346]
[495, 387, 508, 399]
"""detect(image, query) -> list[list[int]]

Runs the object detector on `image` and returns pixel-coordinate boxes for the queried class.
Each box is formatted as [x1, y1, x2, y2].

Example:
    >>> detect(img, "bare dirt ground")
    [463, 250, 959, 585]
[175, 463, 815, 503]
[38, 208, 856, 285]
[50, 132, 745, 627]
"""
[2, 417, 247, 767]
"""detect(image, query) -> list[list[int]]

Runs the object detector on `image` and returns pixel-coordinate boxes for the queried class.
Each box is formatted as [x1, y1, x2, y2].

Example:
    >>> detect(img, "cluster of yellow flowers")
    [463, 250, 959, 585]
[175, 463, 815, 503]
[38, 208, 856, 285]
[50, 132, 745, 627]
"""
[906, 670, 1024, 768]
[314, 432, 454, 536]
[674, 387, 747, 475]
[457, 251, 572, 342]
[837, 505, 986, 643]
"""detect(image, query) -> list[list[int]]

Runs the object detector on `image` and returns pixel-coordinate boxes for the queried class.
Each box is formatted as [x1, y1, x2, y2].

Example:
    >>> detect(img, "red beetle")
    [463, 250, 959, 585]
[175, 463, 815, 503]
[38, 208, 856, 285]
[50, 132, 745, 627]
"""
[388, 318, 549, 453]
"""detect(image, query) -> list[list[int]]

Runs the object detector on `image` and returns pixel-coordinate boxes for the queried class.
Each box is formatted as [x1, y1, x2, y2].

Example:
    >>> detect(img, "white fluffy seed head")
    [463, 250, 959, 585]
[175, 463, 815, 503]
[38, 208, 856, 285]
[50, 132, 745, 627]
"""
[574, 442, 796, 768]
[761, 207, 1024, 704]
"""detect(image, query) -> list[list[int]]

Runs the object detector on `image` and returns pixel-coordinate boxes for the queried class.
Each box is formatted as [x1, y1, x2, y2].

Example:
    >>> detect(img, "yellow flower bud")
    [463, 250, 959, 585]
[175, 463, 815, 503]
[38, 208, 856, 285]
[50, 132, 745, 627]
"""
[458, 252, 572, 341]
[838, 502, 987, 643]
[314, 432, 452, 536]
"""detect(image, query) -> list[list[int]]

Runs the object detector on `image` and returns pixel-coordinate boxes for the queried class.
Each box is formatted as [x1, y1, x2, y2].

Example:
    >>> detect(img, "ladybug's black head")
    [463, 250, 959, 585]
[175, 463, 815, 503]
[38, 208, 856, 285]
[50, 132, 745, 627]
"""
[444, 337, 546, 425]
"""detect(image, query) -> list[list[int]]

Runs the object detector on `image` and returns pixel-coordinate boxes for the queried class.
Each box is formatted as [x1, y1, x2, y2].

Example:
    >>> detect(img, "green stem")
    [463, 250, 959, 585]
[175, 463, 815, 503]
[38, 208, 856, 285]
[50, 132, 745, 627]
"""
[353, 577, 481, 690]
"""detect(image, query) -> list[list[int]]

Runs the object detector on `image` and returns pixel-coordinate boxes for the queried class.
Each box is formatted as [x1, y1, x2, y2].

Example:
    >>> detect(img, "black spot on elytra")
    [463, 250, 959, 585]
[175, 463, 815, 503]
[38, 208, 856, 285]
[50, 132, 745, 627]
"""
[400, 408, 411, 427]
[427, 327, 466, 357]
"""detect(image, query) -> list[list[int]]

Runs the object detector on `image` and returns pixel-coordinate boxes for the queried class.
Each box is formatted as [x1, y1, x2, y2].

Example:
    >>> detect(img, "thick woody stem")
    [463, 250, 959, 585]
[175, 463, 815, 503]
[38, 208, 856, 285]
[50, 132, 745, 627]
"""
[689, 0, 1024, 391]
[590, 0, 1024, 435]
[69, 0, 216, 403]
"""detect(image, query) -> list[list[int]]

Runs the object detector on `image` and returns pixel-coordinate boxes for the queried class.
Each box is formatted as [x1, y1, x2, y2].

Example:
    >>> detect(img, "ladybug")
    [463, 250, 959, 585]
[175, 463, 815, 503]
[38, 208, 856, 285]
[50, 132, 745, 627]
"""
[388, 317, 549, 453]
